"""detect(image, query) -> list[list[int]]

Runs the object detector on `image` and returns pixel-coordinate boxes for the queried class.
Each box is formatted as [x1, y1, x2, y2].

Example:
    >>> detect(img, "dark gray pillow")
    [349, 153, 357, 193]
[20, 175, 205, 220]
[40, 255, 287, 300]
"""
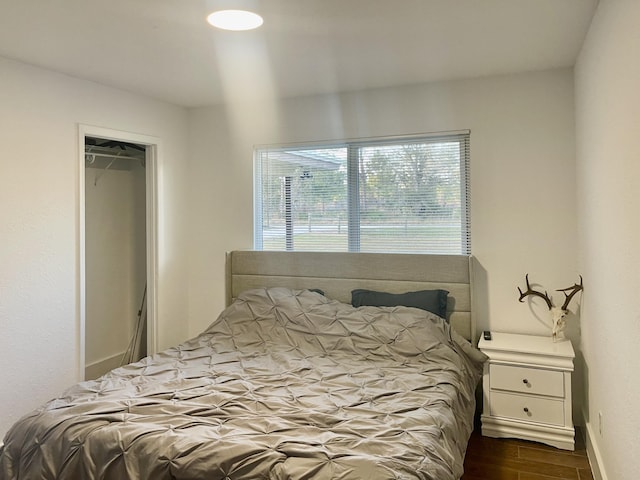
[351, 289, 449, 319]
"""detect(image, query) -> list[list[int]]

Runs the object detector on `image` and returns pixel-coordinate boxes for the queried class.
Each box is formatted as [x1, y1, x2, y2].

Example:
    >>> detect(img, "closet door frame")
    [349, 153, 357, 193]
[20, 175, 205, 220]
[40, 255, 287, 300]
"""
[77, 124, 159, 380]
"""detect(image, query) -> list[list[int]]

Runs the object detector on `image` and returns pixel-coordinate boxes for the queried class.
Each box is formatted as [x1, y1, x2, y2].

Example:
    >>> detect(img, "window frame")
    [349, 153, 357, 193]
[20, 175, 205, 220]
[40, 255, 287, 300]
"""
[254, 131, 470, 254]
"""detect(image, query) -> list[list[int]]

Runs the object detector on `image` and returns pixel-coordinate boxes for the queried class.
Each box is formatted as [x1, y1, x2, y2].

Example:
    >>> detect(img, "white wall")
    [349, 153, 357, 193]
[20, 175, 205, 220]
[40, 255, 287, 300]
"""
[84, 162, 146, 379]
[0, 57, 189, 438]
[575, 1, 640, 478]
[188, 69, 579, 345]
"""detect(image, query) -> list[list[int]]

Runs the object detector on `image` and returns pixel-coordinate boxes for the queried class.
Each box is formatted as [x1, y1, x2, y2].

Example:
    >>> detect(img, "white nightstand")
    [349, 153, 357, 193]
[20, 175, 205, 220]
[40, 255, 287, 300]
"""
[478, 332, 575, 450]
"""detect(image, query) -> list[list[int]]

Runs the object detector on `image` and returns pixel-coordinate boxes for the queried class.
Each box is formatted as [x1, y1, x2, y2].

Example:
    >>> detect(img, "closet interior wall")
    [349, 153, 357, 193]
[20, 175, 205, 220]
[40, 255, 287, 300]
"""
[84, 138, 147, 380]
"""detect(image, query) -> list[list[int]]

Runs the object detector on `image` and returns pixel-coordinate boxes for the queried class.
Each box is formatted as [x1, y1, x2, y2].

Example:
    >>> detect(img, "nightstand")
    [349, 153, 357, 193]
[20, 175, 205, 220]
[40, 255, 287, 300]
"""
[478, 332, 575, 450]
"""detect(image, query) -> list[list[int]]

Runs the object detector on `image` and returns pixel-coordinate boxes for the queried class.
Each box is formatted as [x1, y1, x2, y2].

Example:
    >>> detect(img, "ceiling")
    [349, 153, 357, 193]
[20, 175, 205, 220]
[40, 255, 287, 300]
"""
[0, 0, 598, 108]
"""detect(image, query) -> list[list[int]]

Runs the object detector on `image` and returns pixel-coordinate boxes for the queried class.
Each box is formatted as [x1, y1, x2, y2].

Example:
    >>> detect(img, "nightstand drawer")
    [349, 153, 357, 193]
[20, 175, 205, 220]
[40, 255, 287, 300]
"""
[490, 391, 565, 426]
[490, 364, 564, 397]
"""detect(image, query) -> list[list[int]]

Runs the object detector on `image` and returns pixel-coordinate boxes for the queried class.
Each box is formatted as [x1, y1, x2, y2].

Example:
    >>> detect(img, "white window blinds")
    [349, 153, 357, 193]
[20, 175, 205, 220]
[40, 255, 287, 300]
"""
[254, 132, 470, 254]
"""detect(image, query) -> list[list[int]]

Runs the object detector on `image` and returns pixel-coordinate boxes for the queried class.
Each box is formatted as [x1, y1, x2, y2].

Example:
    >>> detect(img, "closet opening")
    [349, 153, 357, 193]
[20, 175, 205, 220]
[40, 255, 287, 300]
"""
[82, 134, 156, 380]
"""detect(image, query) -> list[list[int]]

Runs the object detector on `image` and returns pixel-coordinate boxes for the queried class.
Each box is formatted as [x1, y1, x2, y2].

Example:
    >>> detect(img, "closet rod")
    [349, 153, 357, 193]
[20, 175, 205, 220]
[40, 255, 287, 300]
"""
[85, 152, 144, 162]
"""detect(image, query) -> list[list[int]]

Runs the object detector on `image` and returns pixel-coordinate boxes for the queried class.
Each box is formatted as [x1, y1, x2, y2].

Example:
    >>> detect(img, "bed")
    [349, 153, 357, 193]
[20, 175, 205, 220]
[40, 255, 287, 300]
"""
[0, 251, 486, 480]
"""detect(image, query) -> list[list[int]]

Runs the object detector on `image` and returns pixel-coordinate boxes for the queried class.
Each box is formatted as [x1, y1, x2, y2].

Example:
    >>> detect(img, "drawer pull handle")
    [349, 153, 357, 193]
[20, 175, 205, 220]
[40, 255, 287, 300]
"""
[522, 379, 529, 385]
[523, 407, 530, 413]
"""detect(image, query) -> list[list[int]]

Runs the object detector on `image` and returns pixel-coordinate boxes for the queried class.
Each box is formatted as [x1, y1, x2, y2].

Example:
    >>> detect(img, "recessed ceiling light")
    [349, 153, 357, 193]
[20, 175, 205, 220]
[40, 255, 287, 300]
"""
[207, 9, 263, 31]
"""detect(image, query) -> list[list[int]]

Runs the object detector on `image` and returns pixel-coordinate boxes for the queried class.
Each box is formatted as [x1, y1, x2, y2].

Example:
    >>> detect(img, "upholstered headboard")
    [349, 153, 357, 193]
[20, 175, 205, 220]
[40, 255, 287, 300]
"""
[226, 251, 475, 342]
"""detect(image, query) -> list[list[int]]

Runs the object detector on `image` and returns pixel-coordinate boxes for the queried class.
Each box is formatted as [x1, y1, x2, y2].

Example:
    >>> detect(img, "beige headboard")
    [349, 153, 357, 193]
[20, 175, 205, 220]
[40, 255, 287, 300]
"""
[226, 251, 475, 342]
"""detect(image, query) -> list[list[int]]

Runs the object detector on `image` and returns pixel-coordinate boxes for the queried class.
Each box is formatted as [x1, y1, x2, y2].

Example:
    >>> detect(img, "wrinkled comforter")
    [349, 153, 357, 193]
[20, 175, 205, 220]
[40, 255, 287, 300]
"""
[0, 288, 486, 480]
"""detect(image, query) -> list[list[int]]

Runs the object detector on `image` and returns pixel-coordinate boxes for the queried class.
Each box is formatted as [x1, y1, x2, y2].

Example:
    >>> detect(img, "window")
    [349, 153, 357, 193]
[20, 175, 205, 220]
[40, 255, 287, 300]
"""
[254, 132, 470, 254]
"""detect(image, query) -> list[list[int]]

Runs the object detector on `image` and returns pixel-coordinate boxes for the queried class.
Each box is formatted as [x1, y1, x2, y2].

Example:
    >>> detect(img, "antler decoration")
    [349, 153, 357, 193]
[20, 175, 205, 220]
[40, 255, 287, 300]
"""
[557, 275, 583, 311]
[518, 274, 553, 310]
[517, 274, 584, 341]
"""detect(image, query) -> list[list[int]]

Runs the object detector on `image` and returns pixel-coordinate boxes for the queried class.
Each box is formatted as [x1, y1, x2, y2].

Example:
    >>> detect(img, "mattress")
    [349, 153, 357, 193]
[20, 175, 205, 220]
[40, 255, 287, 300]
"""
[0, 288, 487, 480]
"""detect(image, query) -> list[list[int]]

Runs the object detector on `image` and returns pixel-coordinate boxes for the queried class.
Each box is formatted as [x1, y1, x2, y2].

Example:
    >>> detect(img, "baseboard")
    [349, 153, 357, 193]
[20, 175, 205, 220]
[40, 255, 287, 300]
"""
[583, 415, 609, 480]
[85, 351, 125, 380]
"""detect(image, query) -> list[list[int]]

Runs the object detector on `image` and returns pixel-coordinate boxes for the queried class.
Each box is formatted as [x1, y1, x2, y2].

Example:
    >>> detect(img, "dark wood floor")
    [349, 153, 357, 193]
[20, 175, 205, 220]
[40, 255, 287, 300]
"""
[462, 429, 594, 480]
